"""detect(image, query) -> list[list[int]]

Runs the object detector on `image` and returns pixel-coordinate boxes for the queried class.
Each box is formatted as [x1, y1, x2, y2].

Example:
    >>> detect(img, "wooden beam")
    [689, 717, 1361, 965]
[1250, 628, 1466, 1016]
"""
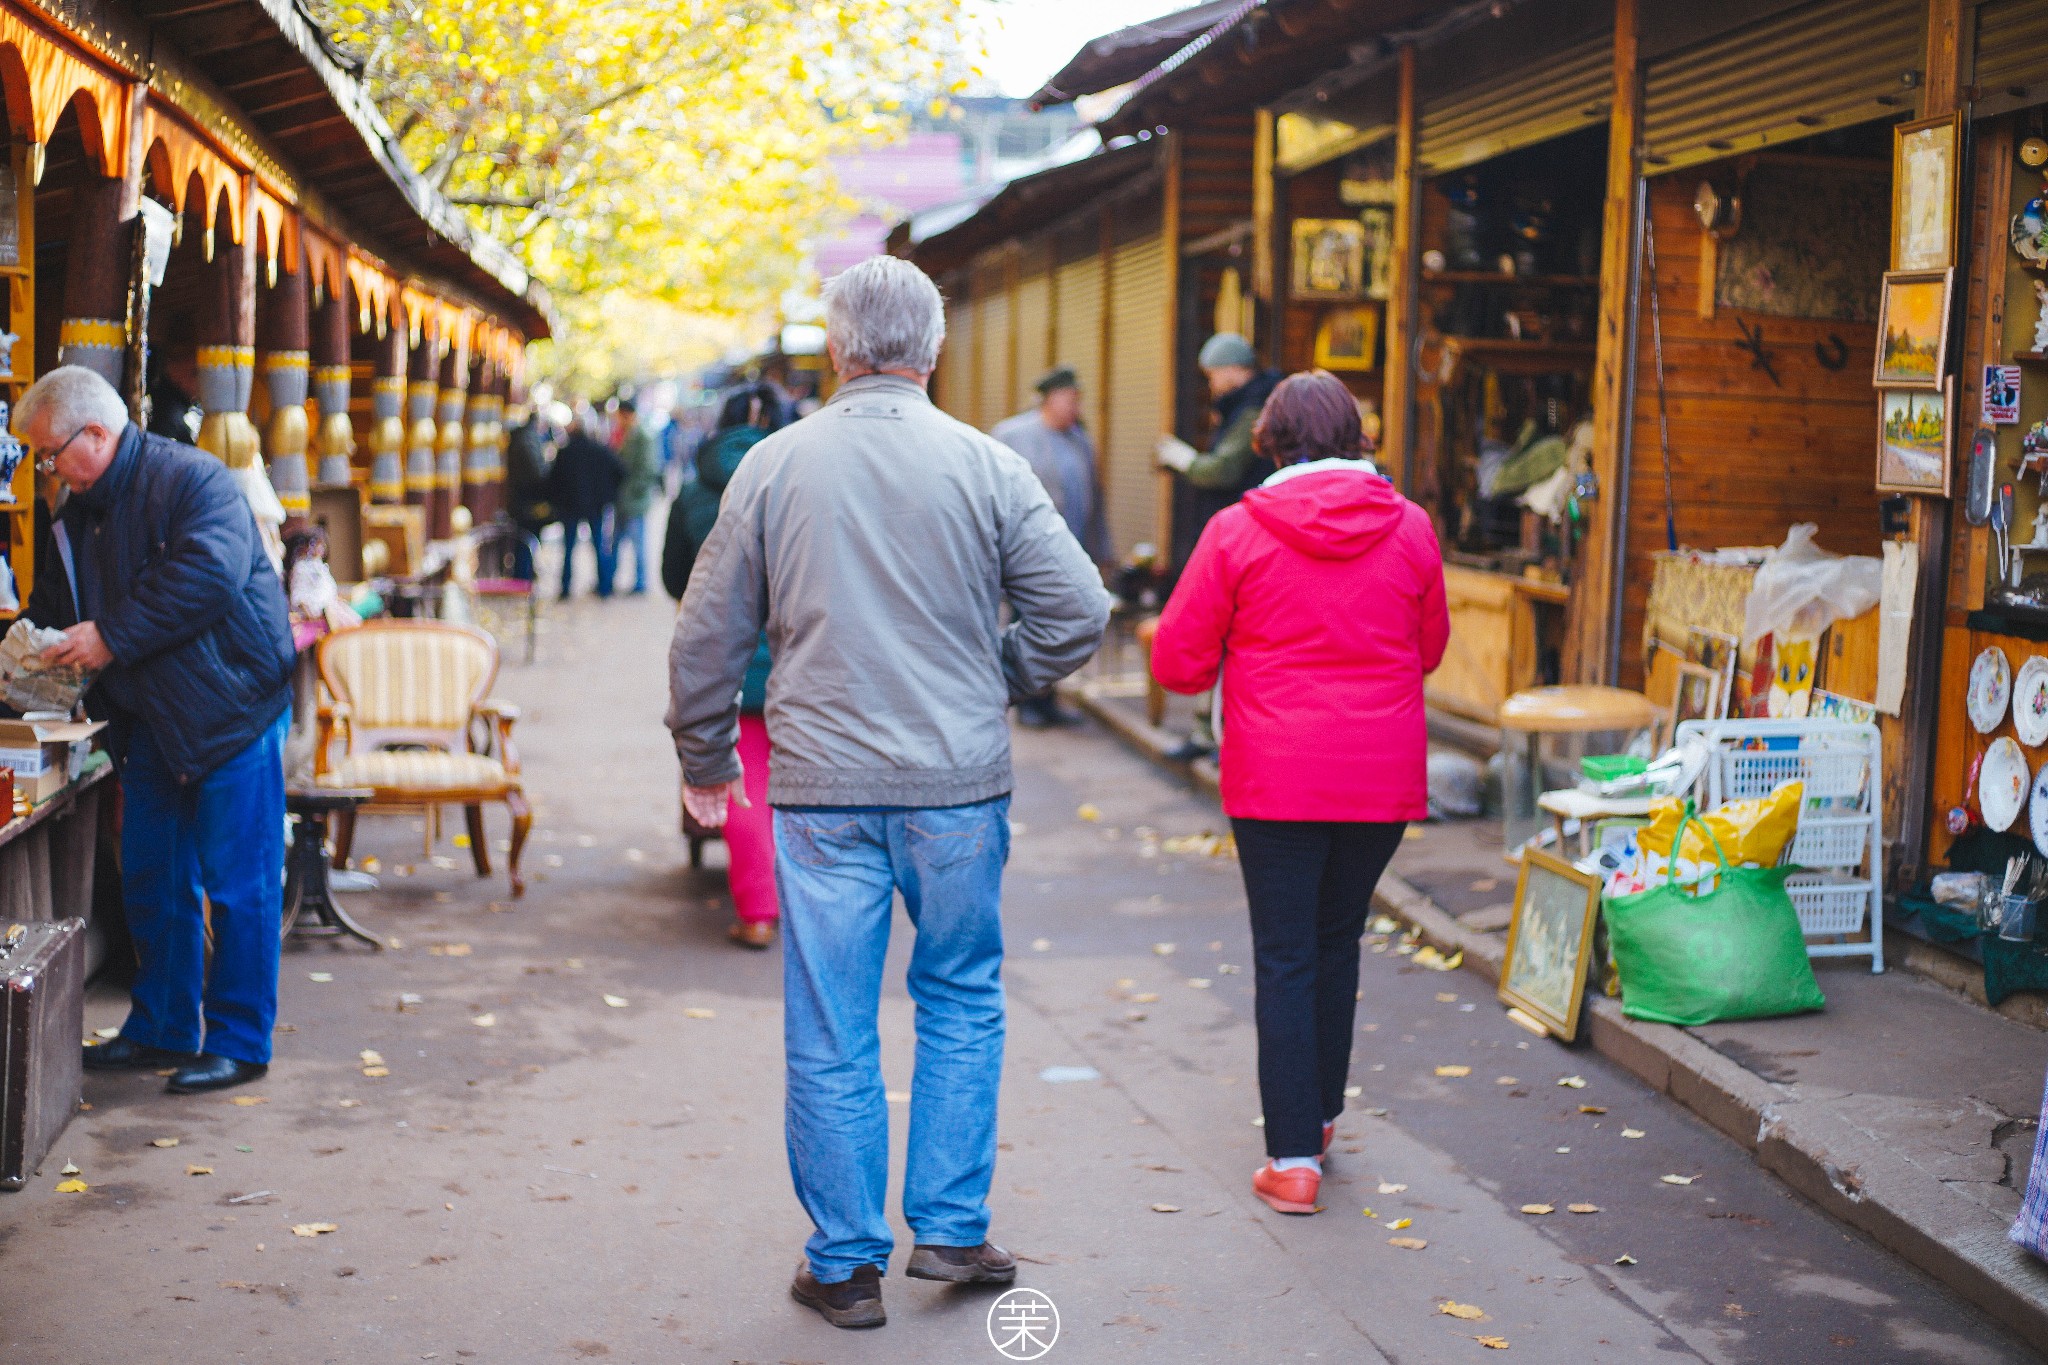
[1251, 107, 1275, 312]
[1004, 242, 1021, 419]
[1381, 43, 1419, 492]
[1562, 0, 1641, 686]
[1157, 132, 1183, 557]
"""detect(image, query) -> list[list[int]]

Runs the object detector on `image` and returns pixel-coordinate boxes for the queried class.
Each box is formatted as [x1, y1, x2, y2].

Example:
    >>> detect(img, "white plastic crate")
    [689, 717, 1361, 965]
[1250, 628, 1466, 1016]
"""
[1675, 718, 1883, 972]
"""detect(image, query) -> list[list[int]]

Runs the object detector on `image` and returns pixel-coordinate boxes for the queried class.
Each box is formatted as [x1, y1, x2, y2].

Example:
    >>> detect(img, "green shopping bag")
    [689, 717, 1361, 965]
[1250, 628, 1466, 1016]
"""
[1603, 800, 1826, 1026]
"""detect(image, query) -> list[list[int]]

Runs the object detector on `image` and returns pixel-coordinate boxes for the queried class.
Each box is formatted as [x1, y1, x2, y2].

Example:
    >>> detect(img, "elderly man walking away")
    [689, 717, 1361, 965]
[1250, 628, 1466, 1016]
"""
[667, 256, 1110, 1329]
[992, 365, 1108, 729]
[21, 366, 295, 1095]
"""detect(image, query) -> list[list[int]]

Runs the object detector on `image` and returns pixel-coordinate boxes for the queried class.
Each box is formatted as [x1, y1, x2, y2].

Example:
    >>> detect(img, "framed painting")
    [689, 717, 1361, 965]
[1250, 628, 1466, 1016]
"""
[1893, 112, 1961, 271]
[1875, 378, 1954, 496]
[1671, 659, 1727, 729]
[1290, 218, 1366, 299]
[1498, 848, 1603, 1042]
[1312, 305, 1380, 371]
[1873, 269, 1952, 389]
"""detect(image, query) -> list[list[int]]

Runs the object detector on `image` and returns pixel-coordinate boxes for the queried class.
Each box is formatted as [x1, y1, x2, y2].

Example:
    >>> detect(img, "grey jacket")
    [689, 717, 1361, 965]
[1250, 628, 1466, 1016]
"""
[666, 374, 1111, 808]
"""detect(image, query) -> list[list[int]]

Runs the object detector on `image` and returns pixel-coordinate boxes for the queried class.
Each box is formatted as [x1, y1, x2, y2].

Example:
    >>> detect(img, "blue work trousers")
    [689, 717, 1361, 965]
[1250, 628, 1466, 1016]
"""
[118, 712, 287, 1065]
[774, 798, 1011, 1282]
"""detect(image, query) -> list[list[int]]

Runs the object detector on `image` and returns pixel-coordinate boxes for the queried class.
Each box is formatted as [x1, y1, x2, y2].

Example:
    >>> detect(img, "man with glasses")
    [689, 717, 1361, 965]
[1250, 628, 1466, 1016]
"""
[18, 365, 295, 1095]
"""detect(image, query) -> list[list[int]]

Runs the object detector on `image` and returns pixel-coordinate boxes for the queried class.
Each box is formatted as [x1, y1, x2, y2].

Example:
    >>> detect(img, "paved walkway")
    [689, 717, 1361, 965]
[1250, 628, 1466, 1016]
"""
[1, 582, 2035, 1362]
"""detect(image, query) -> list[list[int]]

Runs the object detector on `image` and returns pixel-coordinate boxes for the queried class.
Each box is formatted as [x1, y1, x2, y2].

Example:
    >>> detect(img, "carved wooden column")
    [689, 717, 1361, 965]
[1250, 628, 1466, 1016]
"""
[463, 352, 500, 524]
[433, 335, 468, 538]
[404, 328, 440, 514]
[195, 219, 259, 470]
[258, 259, 311, 516]
[367, 325, 407, 503]
[55, 174, 129, 387]
[311, 285, 356, 488]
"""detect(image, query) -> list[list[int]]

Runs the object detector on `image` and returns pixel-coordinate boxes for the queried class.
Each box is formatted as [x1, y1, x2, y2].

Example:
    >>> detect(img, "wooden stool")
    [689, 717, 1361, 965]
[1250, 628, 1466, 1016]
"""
[286, 786, 383, 949]
[1134, 616, 1166, 728]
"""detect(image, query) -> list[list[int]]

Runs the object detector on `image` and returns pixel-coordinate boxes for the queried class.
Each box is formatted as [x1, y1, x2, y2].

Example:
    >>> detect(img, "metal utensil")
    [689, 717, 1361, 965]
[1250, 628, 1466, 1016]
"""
[1967, 428, 1997, 526]
[1995, 483, 2016, 586]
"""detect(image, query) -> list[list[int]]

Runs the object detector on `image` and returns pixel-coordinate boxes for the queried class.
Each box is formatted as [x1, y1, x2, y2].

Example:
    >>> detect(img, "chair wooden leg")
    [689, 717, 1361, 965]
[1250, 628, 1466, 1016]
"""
[688, 836, 703, 870]
[505, 789, 532, 898]
[330, 809, 357, 870]
[465, 804, 491, 876]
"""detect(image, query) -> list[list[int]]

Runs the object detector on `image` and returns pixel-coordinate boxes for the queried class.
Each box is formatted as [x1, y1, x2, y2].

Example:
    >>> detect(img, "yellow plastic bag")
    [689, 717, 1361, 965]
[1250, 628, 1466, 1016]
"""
[1639, 779, 1804, 867]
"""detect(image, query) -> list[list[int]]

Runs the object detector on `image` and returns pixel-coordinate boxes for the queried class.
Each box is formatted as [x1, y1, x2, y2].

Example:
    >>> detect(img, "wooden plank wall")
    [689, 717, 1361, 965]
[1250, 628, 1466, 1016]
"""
[1616, 169, 1883, 690]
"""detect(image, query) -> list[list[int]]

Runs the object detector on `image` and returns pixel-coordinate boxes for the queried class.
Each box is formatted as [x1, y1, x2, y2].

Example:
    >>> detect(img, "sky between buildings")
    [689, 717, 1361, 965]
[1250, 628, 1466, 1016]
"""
[969, 0, 1199, 97]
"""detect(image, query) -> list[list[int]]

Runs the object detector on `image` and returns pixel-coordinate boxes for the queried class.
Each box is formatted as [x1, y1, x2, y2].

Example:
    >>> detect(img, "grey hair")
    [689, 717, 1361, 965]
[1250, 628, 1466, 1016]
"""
[16, 365, 129, 437]
[823, 256, 945, 375]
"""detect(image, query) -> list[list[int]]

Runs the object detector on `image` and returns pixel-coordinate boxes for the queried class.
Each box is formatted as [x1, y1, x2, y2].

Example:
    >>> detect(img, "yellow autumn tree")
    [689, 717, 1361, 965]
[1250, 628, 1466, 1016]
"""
[310, 0, 974, 380]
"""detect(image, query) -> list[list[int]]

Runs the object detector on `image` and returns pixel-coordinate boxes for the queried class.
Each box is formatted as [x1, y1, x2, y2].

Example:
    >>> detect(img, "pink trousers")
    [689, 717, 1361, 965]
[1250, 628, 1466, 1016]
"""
[727, 712, 779, 925]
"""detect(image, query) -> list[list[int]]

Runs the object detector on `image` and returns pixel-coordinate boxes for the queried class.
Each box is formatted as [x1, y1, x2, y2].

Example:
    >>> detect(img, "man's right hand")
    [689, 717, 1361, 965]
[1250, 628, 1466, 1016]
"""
[683, 779, 750, 829]
[1156, 436, 1197, 473]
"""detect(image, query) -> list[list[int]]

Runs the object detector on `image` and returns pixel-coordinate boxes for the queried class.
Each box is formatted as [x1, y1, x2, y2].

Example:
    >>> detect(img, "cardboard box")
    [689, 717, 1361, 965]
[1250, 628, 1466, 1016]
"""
[0, 719, 105, 802]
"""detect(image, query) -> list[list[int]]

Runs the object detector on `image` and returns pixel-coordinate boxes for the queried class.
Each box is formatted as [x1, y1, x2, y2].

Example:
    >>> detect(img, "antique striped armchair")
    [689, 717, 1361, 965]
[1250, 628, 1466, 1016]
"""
[314, 619, 532, 896]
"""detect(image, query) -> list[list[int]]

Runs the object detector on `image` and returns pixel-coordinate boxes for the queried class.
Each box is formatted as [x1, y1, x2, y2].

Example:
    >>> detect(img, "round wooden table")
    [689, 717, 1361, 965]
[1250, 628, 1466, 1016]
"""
[1497, 686, 1662, 856]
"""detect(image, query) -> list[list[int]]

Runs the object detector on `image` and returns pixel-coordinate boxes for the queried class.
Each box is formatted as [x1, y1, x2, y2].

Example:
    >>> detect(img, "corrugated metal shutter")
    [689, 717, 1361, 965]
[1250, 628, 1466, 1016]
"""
[972, 256, 1011, 432]
[1642, 0, 1921, 174]
[1976, 0, 2048, 117]
[936, 286, 975, 424]
[1418, 37, 1612, 175]
[1104, 212, 1168, 559]
[1012, 256, 1052, 415]
[1053, 229, 1105, 407]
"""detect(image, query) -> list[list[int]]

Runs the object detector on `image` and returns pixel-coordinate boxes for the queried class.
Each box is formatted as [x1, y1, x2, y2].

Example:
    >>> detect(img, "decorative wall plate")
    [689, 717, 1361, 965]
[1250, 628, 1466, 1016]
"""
[1969, 646, 2013, 734]
[1983, 737, 2030, 833]
[2019, 656, 2048, 746]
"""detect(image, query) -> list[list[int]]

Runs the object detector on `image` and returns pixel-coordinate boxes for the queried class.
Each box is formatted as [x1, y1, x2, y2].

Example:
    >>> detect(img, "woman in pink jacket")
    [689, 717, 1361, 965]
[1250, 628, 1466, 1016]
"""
[1152, 369, 1449, 1216]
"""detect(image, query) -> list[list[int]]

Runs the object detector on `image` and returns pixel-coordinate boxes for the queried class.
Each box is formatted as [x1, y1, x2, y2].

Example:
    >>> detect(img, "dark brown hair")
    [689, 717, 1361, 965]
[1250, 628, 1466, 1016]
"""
[1252, 369, 1363, 466]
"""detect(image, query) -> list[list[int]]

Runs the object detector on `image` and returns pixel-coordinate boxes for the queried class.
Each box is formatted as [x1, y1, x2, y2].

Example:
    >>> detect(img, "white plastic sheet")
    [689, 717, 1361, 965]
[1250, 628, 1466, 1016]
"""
[1739, 523, 1882, 648]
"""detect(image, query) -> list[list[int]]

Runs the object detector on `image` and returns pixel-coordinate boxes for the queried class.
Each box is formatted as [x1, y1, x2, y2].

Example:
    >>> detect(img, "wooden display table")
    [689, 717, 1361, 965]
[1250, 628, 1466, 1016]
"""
[1427, 565, 1571, 726]
[0, 760, 112, 929]
[1498, 686, 1660, 858]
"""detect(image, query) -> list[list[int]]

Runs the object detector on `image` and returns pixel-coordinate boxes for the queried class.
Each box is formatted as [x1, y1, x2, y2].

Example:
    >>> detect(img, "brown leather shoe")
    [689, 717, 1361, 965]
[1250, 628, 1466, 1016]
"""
[905, 1241, 1017, 1284]
[790, 1262, 885, 1328]
[729, 920, 776, 949]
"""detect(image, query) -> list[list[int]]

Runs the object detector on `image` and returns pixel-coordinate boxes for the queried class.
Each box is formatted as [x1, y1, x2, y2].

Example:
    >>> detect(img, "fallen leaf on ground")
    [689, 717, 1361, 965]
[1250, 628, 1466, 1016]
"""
[92, 1027, 118, 1039]
[1660, 1174, 1696, 1186]
[1251, 1116, 1265, 1127]
[1077, 803, 1102, 822]
[291, 1223, 338, 1237]
[1435, 1065, 1471, 1078]
[603, 995, 630, 1009]
[452, 834, 470, 848]
[1520, 1203, 1554, 1215]
[472, 1014, 496, 1028]
[1363, 1107, 1389, 1117]
[150, 1137, 180, 1148]
[1496, 1076, 1519, 1085]
[1557, 1076, 1587, 1089]
[1385, 1217, 1412, 1230]
[1622, 1128, 1646, 1139]
[54, 1179, 87, 1193]
[1369, 916, 1399, 933]
[1412, 945, 1446, 967]
[336, 1099, 361, 1109]
[1614, 1254, 1637, 1265]
[1568, 1203, 1601, 1214]
[1360, 1207, 1375, 1218]
[397, 994, 423, 1011]
[229, 1096, 268, 1106]
[186, 1165, 214, 1176]
[1402, 827, 1424, 840]
[1435, 992, 1459, 1003]
[59, 1161, 79, 1176]
[1150, 1203, 1181, 1213]
[1378, 1182, 1407, 1194]
[1186, 978, 1212, 990]
[682, 1007, 716, 1019]
[1031, 938, 1051, 952]
[361, 1067, 390, 1078]
[1555, 1147, 1572, 1154]
[1116, 978, 1137, 990]
[1477, 1335, 1510, 1349]
[359, 1049, 385, 1067]
[1579, 1105, 1607, 1114]
[1387, 1236, 1427, 1250]
[307, 972, 333, 983]
[1439, 1302, 1487, 1321]
[1131, 992, 1161, 1004]
[1430, 951, 1463, 971]
[1152, 942, 1176, 956]
[1344, 1085, 1363, 1098]
[427, 943, 472, 957]
[1218, 963, 1241, 974]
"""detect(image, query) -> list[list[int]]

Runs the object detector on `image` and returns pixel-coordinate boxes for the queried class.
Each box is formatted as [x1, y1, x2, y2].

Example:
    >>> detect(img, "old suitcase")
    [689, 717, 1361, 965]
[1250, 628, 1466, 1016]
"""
[0, 918, 84, 1189]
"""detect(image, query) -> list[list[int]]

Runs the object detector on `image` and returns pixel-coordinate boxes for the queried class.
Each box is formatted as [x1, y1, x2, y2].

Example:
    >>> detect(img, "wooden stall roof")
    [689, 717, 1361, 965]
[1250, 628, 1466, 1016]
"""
[906, 140, 1157, 278]
[30, 0, 550, 339]
[1027, 0, 1254, 109]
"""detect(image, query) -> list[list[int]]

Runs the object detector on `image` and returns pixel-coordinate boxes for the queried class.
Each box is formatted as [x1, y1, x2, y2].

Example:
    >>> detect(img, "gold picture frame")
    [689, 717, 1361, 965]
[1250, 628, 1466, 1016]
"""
[1290, 218, 1366, 300]
[1875, 376, 1955, 496]
[1312, 305, 1381, 371]
[1873, 268, 1952, 390]
[1893, 111, 1961, 271]
[1498, 848, 1603, 1042]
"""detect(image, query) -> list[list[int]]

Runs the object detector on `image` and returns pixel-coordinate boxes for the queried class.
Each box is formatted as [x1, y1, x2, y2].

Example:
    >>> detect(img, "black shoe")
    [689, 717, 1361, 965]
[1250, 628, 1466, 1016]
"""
[791, 1262, 885, 1328]
[905, 1241, 1017, 1285]
[83, 1037, 198, 1072]
[1163, 738, 1215, 763]
[165, 1054, 269, 1094]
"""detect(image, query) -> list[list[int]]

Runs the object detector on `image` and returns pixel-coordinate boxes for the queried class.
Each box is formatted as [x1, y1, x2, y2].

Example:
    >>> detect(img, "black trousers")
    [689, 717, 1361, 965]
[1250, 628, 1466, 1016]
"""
[1231, 818, 1407, 1159]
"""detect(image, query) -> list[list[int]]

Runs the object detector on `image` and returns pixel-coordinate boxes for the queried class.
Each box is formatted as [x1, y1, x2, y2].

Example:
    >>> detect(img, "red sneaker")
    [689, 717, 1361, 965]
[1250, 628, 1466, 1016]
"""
[1252, 1161, 1321, 1214]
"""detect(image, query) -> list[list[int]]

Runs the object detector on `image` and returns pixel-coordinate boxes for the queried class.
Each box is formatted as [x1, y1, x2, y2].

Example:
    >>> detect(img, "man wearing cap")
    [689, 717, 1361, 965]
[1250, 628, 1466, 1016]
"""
[1153, 332, 1281, 759]
[993, 365, 1107, 729]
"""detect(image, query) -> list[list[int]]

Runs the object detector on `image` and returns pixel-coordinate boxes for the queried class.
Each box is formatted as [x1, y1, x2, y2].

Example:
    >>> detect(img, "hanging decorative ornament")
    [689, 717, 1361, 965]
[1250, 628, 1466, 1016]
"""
[2022, 137, 2048, 170]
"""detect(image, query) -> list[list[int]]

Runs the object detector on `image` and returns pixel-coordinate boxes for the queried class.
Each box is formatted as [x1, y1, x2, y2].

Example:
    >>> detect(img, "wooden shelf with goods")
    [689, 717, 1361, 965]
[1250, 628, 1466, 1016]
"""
[1422, 270, 1600, 289]
[0, 141, 33, 625]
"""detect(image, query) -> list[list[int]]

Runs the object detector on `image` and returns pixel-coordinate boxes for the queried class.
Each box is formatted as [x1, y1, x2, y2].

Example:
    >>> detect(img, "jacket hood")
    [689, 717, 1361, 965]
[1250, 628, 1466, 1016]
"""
[696, 424, 769, 491]
[1241, 460, 1405, 560]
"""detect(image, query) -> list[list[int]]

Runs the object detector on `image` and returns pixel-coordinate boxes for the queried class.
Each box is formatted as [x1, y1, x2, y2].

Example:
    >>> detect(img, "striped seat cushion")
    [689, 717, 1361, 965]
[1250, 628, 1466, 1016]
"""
[324, 751, 511, 794]
[323, 629, 494, 730]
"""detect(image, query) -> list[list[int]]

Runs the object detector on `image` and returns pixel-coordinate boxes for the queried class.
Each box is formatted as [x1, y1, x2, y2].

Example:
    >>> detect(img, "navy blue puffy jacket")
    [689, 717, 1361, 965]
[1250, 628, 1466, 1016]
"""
[61, 425, 294, 782]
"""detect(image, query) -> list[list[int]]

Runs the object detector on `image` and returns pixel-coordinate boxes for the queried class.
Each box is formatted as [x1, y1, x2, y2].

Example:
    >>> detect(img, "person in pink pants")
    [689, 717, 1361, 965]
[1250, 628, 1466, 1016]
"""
[725, 710, 780, 945]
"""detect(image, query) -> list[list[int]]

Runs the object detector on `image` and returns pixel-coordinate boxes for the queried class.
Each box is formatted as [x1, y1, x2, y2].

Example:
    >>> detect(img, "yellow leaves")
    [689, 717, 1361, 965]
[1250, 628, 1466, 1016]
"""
[1077, 804, 1102, 823]
[1439, 1302, 1487, 1321]
[1477, 1335, 1511, 1349]
[1149, 1203, 1181, 1213]
[1384, 1217, 1412, 1230]
[603, 995, 630, 1009]
[1660, 1174, 1696, 1186]
[291, 1222, 339, 1237]
[54, 1178, 88, 1193]
[229, 1096, 268, 1106]
[1434, 1065, 1471, 1078]
[1567, 1203, 1601, 1214]
[186, 1165, 214, 1177]
[151, 1137, 180, 1149]
[1557, 1076, 1587, 1089]
[360, 1049, 389, 1078]
[1519, 1203, 1554, 1215]
[682, 1007, 715, 1019]
[1622, 1128, 1646, 1139]
[1387, 1236, 1427, 1251]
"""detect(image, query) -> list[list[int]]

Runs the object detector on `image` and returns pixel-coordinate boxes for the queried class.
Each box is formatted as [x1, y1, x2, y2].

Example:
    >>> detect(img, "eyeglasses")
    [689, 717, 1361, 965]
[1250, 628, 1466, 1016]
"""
[32, 424, 88, 476]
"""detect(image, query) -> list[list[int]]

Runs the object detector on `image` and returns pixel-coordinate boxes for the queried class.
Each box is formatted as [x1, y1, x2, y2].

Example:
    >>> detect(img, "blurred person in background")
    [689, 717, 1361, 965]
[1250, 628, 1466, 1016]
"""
[1150, 369, 1447, 1218]
[611, 397, 660, 596]
[546, 405, 623, 601]
[503, 402, 554, 580]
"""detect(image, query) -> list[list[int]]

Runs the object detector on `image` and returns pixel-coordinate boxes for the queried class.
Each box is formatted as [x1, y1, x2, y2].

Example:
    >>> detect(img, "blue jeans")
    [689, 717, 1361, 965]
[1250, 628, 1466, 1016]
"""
[612, 513, 648, 594]
[120, 711, 288, 1065]
[775, 798, 1011, 1282]
[559, 513, 614, 598]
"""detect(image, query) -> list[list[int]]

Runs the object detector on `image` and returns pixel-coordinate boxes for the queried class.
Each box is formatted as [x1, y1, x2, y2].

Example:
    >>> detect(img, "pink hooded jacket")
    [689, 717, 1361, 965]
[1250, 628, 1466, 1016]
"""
[1151, 460, 1449, 822]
